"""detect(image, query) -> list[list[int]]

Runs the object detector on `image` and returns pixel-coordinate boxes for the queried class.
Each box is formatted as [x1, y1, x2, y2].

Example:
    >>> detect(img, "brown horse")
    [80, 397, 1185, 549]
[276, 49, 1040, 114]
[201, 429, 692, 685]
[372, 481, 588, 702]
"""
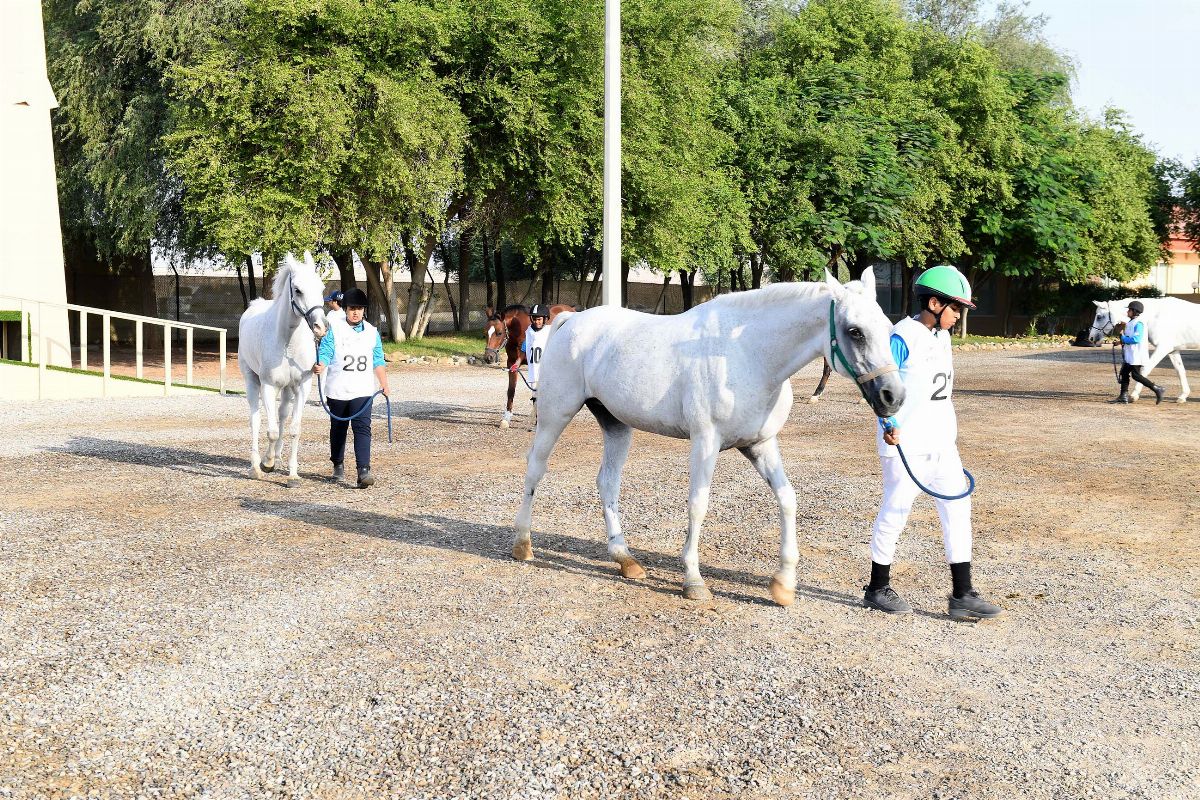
[484, 303, 574, 428]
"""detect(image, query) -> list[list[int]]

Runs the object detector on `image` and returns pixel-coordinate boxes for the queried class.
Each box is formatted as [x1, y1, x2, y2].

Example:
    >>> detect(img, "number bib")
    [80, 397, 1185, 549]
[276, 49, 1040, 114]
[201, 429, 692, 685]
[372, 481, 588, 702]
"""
[524, 325, 552, 386]
[877, 316, 958, 457]
[325, 318, 379, 400]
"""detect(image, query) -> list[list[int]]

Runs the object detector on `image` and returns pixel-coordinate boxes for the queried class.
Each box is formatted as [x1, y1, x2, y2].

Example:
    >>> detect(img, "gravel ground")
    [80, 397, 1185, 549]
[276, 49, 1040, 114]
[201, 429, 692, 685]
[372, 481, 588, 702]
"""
[1, 348, 1197, 800]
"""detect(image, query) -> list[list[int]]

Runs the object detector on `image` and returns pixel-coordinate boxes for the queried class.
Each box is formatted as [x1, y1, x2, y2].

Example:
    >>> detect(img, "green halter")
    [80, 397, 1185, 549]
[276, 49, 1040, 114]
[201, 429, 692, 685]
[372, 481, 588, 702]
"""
[828, 299, 897, 405]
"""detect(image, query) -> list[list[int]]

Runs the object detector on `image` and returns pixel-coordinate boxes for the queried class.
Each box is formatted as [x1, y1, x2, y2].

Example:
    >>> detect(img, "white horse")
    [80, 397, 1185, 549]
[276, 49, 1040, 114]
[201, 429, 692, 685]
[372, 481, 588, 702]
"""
[237, 252, 329, 486]
[513, 268, 904, 606]
[1088, 297, 1200, 403]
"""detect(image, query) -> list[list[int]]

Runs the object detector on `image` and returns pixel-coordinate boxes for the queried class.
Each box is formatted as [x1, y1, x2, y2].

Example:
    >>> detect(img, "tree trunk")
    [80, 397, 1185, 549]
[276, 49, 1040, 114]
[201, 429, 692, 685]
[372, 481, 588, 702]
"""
[331, 249, 357, 291]
[128, 247, 163, 349]
[679, 269, 695, 310]
[236, 259, 249, 310]
[481, 231, 494, 311]
[248, 255, 259, 300]
[494, 244, 507, 310]
[457, 229, 472, 331]
[363, 257, 403, 342]
[750, 251, 763, 289]
[620, 258, 630, 307]
[653, 273, 670, 313]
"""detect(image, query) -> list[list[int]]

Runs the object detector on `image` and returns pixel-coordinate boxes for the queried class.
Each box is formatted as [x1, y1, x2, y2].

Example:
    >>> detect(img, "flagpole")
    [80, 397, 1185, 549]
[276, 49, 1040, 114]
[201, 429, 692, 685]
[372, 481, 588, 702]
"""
[601, 0, 622, 306]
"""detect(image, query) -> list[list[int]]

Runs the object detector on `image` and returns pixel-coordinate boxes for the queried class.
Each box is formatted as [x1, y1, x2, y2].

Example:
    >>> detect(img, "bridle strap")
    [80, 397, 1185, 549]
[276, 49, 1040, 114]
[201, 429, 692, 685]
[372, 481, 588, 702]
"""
[855, 363, 897, 384]
[288, 274, 323, 328]
[829, 299, 888, 402]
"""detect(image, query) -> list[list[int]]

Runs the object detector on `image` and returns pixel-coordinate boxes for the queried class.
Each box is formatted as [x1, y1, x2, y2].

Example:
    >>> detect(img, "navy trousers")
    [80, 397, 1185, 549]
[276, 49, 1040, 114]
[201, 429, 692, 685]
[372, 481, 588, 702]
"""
[328, 395, 372, 470]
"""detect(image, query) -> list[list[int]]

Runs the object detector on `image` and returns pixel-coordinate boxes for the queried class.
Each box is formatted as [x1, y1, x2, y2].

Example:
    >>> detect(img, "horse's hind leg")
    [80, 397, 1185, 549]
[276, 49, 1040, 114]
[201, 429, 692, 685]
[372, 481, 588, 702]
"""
[681, 432, 719, 601]
[274, 387, 294, 469]
[513, 404, 577, 561]
[1131, 345, 1171, 401]
[809, 359, 833, 403]
[740, 437, 798, 607]
[245, 373, 265, 480]
[1168, 350, 1189, 402]
[590, 402, 643, 579]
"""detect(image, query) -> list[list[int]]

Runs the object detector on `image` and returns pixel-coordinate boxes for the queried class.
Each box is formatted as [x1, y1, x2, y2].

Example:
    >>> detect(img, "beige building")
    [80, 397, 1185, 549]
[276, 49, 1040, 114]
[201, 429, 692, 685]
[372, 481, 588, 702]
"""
[1136, 221, 1200, 299]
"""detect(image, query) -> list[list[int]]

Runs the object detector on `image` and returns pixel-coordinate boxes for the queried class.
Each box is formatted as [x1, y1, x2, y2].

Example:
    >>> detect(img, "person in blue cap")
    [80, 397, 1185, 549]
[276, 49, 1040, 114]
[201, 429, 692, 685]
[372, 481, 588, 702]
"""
[325, 290, 346, 325]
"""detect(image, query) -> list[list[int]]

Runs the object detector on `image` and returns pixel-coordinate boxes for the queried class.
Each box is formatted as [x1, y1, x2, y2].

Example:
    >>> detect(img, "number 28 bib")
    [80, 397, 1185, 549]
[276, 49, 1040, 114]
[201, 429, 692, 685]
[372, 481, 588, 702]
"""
[325, 318, 379, 400]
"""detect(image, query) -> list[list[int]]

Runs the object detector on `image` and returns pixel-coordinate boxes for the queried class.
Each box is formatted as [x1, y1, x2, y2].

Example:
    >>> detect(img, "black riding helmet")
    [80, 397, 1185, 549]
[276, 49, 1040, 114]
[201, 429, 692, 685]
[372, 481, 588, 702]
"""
[529, 304, 549, 319]
[342, 287, 368, 308]
[1128, 300, 1144, 316]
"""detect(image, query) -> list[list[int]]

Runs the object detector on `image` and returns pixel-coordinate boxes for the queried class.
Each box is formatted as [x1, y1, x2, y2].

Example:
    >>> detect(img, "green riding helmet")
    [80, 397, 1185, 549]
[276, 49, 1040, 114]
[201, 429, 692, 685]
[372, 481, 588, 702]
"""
[913, 265, 976, 309]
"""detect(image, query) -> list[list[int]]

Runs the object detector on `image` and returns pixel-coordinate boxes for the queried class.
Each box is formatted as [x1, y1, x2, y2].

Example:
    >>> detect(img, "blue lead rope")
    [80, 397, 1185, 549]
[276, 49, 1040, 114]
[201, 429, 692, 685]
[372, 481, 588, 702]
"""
[316, 374, 393, 443]
[895, 443, 974, 500]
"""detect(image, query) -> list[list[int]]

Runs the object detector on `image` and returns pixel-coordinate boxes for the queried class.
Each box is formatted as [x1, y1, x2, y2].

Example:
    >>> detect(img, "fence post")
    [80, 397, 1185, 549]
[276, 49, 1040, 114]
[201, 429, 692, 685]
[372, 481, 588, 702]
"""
[37, 303, 45, 399]
[185, 327, 194, 386]
[79, 309, 88, 371]
[219, 330, 227, 395]
[102, 313, 111, 398]
[164, 324, 172, 396]
[136, 320, 144, 379]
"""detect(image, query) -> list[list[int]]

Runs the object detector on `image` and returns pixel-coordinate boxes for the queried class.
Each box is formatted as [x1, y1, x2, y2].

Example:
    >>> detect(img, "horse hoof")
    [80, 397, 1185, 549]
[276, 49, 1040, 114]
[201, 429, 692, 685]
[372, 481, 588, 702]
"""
[512, 541, 533, 561]
[808, 395, 820, 404]
[499, 419, 510, 430]
[770, 577, 796, 607]
[260, 462, 275, 473]
[286, 478, 302, 488]
[1177, 397, 1188, 404]
[617, 557, 646, 580]
[682, 583, 712, 601]
[251, 467, 264, 480]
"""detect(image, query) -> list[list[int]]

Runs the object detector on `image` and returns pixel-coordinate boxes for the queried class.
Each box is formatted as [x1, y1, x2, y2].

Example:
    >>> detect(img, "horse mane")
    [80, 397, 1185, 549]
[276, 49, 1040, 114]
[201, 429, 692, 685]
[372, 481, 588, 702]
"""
[271, 257, 296, 299]
[705, 282, 829, 311]
[502, 303, 529, 316]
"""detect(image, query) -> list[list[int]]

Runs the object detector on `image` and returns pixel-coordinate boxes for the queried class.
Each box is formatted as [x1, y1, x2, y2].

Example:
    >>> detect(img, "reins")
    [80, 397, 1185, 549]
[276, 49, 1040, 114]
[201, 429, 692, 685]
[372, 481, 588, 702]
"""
[828, 299, 974, 501]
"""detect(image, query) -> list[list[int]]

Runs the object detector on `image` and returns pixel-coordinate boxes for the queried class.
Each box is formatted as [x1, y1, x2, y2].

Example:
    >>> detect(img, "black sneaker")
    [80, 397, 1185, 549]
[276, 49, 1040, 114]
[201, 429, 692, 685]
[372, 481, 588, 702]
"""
[332, 463, 344, 481]
[357, 467, 375, 489]
[948, 590, 1002, 620]
[1153, 385, 1165, 405]
[1109, 392, 1130, 404]
[862, 585, 913, 615]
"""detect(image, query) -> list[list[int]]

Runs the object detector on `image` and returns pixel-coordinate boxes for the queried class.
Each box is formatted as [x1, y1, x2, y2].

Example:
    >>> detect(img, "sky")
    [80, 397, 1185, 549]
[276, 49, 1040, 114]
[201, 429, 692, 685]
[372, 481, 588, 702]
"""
[1013, 0, 1200, 164]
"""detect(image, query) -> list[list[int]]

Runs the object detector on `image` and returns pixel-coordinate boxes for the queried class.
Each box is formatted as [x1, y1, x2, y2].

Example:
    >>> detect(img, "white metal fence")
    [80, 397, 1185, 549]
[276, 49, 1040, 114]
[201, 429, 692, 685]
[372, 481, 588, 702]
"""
[0, 294, 227, 398]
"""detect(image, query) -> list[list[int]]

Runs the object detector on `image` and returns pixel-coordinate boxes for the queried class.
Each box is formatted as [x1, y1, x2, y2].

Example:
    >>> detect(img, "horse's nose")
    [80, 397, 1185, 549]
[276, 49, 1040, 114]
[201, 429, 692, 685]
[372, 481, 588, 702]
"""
[880, 387, 896, 407]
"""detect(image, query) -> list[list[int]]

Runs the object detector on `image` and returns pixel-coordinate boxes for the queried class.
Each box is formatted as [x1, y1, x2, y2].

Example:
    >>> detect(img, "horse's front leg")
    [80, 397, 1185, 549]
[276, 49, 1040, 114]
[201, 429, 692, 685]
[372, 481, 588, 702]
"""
[501, 370, 517, 429]
[681, 432, 719, 601]
[274, 386, 294, 469]
[259, 383, 280, 472]
[285, 379, 311, 487]
[740, 437, 798, 607]
[513, 402, 576, 561]
[245, 375, 265, 480]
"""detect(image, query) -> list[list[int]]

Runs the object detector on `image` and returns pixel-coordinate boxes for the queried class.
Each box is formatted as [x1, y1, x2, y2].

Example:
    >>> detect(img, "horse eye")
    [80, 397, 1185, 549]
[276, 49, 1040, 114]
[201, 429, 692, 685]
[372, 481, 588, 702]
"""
[848, 327, 864, 341]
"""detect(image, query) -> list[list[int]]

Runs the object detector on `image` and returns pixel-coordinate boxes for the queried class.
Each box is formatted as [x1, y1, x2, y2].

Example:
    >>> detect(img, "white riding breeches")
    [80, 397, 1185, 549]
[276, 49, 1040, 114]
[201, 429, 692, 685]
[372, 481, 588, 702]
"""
[870, 449, 972, 565]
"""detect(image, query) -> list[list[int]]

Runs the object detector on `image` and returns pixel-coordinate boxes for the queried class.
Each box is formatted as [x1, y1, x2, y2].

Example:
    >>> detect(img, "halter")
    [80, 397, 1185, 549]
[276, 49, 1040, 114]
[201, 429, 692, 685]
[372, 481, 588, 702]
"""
[827, 299, 898, 400]
[829, 299, 974, 501]
[484, 316, 510, 360]
[288, 274, 324, 330]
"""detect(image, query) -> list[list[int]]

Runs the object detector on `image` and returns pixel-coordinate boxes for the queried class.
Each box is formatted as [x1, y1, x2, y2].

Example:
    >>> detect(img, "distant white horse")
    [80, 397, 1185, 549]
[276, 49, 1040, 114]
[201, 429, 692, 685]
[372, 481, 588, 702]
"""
[513, 268, 904, 606]
[238, 252, 329, 486]
[1088, 297, 1200, 403]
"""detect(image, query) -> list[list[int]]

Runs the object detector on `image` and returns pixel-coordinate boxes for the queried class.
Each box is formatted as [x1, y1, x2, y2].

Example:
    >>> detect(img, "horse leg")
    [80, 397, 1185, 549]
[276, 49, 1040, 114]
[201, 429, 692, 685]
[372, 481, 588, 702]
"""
[593, 410, 643, 579]
[501, 370, 516, 429]
[809, 359, 833, 403]
[740, 437, 798, 607]
[245, 374, 265, 480]
[681, 432, 719, 601]
[513, 405, 577, 561]
[1168, 350, 1190, 402]
[259, 383, 280, 472]
[274, 386, 294, 470]
[285, 380, 309, 487]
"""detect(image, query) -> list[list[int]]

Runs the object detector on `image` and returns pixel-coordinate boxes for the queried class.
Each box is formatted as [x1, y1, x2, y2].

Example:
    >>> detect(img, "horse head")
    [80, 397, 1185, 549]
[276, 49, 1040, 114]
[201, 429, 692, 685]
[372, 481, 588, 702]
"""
[284, 251, 329, 339]
[483, 308, 507, 364]
[825, 266, 905, 419]
[1088, 299, 1126, 344]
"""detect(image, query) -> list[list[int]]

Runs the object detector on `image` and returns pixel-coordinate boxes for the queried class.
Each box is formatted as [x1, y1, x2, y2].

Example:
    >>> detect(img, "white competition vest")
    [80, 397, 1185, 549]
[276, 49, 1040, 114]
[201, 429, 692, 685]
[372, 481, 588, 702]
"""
[325, 318, 379, 400]
[525, 325, 552, 386]
[877, 316, 957, 458]
[1122, 319, 1149, 365]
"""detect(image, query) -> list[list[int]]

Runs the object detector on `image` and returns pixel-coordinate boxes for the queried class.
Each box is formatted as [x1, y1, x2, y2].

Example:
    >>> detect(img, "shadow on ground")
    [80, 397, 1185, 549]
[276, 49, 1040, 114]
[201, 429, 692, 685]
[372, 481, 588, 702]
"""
[238, 498, 947, 620]
[44, 436, 323, 481]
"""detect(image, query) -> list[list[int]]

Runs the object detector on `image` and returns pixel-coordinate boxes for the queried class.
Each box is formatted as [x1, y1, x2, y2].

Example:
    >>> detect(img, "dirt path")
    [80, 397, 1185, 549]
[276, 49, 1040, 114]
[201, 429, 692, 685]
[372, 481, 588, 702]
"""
[1, 348, 1197, 799]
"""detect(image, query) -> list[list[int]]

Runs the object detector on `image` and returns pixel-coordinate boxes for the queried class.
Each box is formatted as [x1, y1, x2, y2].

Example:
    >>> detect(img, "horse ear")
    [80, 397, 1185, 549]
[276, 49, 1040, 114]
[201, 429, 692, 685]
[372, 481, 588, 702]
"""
[859, 265, 877, 296]
[824, 270, 843, 294]
[284, 252, 301, 271]
[1093, 300, 1105, 308]
[303, 251, 316, 269]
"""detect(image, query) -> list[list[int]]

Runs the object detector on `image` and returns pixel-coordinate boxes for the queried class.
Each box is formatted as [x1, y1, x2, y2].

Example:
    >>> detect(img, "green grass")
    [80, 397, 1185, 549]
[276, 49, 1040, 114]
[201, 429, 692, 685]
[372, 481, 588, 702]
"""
[382, 330, 488, 359]
[0, 356, 235, 393]
[955, 333, 1071, 345]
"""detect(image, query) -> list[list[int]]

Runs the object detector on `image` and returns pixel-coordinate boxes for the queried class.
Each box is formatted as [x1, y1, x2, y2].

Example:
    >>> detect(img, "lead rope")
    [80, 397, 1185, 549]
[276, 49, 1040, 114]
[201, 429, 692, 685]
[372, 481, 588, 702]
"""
[316, 373, 393, 443]
[828, 299, 974, 501]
